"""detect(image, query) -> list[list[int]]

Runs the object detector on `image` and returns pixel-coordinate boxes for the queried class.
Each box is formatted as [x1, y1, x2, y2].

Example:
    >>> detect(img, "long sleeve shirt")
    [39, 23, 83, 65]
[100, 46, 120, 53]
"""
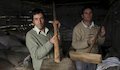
[72, 21, 105, 53]
[26, 26, 54, 70]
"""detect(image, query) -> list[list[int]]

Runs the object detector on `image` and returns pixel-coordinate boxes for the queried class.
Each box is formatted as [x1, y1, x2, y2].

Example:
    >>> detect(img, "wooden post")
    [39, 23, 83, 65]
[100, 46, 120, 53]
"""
[40, 2, 76, 70]
[53, 2, 60, 63]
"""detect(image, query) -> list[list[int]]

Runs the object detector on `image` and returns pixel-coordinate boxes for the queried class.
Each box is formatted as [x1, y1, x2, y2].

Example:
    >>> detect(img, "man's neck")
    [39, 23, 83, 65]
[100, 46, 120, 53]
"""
[40, 27, 45, 33]
[83, 20, 92, 27]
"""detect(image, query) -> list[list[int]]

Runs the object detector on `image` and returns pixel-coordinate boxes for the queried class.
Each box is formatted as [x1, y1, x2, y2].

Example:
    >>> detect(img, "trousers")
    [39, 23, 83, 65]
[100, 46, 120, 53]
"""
[75, 61, 96, 70]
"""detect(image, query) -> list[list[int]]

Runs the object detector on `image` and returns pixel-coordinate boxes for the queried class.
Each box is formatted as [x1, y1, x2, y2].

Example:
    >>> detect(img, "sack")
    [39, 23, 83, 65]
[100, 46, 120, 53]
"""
[12, 55, 33, 70]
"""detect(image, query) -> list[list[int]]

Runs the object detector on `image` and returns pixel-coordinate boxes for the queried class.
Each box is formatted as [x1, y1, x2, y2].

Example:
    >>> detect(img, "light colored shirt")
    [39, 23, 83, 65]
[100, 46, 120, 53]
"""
[82, 20, 94, 29]
[33, 26, 49, 36]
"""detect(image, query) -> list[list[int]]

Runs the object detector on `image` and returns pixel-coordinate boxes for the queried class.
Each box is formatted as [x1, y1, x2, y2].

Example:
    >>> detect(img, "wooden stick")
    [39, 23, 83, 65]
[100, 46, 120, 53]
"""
[53, 2, 60, 63]
[87, 9, 110, 53]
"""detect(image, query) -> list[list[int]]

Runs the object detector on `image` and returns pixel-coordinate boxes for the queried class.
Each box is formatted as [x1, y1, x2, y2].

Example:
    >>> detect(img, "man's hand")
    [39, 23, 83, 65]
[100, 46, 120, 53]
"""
[50, 35, 60, 44]
[87, 37, 94, 45]
[57, 35, 60, 42]
[100, 26, 106, 37]
[53, 20, 61, 31]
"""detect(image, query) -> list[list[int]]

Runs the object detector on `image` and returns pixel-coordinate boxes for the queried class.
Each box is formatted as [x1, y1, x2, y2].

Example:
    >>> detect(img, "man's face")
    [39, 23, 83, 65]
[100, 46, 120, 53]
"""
[33, 13, 45, 30]
[82, 8, 93, 22]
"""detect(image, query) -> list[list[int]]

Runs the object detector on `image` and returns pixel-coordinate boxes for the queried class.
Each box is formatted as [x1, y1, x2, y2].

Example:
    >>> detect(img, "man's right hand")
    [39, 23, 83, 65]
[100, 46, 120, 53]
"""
[50, 35, 60, 44]
[50, 35, 56, 44]
[87, 37, 95, 45]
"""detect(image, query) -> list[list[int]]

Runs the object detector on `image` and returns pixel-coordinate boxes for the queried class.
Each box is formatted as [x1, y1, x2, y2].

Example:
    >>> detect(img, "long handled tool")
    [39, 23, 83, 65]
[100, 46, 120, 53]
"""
[69, 7, 110, 64]
[40, 2, 76, 70]
[53, 2, 60, 63]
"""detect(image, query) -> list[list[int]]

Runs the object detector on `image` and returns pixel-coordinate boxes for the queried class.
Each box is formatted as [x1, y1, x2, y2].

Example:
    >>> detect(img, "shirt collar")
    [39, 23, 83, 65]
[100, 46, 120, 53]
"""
[33, 26, 49, 36]
[82, 20, 94, 29]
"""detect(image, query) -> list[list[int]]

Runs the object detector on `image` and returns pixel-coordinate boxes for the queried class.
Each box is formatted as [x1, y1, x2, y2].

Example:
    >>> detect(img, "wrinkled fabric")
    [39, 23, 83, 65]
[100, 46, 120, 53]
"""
[96, 57, 120, 70]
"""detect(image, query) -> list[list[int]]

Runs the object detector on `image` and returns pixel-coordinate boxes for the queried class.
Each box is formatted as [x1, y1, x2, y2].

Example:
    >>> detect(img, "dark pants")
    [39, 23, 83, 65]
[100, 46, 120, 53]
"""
[75, 61, 96, 70]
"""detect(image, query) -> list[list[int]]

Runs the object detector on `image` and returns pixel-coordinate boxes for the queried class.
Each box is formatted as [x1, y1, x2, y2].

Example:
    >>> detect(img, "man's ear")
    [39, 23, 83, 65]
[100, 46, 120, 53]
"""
[81, 14, 83, 18]
[32, 20, 34, 24]
[32, 21, 35, 25]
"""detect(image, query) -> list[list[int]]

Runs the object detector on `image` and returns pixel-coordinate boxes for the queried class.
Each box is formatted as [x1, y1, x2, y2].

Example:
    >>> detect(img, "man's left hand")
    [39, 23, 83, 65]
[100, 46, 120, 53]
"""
[100, 26, 106, 37]
[53, 20, 61, 31]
